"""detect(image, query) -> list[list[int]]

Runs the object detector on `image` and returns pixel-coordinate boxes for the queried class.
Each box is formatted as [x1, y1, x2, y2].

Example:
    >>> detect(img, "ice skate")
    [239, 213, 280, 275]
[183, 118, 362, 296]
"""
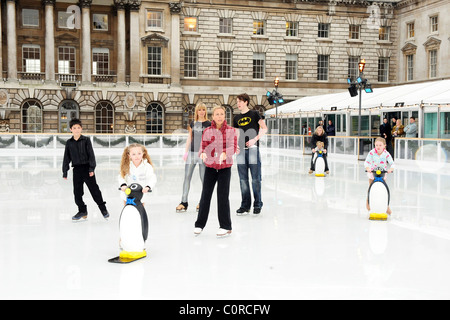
[176, 202, 188, 213]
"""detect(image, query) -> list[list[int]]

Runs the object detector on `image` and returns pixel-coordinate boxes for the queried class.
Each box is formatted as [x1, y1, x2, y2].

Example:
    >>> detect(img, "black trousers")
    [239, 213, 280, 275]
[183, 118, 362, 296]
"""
[73, 164, 106, 213]
[195, 167, 232, 230]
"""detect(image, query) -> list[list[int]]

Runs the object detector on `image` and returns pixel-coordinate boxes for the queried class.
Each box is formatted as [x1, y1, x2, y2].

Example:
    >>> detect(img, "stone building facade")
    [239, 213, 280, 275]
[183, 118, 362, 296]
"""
[0, 0, 448, 134]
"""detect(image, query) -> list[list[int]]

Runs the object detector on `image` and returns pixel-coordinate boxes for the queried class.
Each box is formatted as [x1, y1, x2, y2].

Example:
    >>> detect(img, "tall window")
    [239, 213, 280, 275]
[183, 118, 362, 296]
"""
[58, 47, 76, 74]
[95, 101, 114, 133]
[253, 20, 265, 35]
[429, 50, 437, 78]
[147, 11, 162, 29]
[318, 23, 330, 38]
[285, 54, 298, 80]
[219, 51, 232, 79]
[317, 55, 329, 81]
[224, 105, 233, 125]
[22, 100, 42, 133]
[286, 21, 298, 37]
[379, 26, 390, 41]
[184, 49, 198, 78]
[182, 104, 195, 129]
[407, 22, 415, 38]
[430, 15, 438, 33]
[252, 53, 265, 79]
[406, 54, 414, 81]
[349, 25, 360, 39]
[378, 57, 389, 83]
[92, 48, 109, 75]
[146, 103, 164, 134]
[348, 56, 360, 81]
[219, 18, 232, 34]
[23, 45, 41, 73]
[148, 47, 162, 75]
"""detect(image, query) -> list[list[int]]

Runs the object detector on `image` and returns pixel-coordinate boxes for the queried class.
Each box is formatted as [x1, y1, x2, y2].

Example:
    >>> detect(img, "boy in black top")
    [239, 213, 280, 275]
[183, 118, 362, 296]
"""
[63, 119, 109, 221]
[233, 93, 267, 215]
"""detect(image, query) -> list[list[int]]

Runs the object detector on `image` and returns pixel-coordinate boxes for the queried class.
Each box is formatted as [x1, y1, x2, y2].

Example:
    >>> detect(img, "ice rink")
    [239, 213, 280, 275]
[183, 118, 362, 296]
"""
[1, 148, 450, 300]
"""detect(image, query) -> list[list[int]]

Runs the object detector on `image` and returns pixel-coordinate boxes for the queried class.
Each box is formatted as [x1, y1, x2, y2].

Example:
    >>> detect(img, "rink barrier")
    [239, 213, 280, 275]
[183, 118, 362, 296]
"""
[0, 133, 449, 164]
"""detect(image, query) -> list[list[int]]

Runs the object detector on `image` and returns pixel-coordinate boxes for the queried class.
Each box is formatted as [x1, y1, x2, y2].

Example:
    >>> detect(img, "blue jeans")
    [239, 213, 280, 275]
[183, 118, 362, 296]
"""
[181, 152, 206, 203]
[236, 147, 262, 209]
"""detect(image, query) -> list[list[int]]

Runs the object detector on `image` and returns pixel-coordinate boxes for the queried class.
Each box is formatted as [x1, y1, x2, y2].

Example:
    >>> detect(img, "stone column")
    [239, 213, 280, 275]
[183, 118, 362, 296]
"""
[115, 0, 126, 84]
[43, 0, 56, 83]
[80, 0, 92, 84]
[129, 0, 141, 84]
[6, 0, 17, 81]
[169, 2, 182, 87]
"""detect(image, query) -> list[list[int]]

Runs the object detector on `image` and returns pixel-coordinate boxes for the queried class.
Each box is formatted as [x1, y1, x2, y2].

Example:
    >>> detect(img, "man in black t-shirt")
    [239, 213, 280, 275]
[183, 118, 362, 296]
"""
[233, 93, 267, 215]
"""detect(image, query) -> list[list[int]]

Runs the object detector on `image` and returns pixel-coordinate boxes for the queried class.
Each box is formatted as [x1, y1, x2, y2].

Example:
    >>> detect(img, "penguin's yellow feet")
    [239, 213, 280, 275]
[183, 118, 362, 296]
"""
[119, 250, 147, 262]
[369, 213, 388, 221]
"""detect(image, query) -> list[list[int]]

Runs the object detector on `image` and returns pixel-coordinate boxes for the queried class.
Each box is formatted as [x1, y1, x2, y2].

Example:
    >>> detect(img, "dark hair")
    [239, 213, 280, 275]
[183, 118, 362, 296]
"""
[410, 116, 416, 120]
[69, 118, 82, 129]
[237, 93, 250, 105]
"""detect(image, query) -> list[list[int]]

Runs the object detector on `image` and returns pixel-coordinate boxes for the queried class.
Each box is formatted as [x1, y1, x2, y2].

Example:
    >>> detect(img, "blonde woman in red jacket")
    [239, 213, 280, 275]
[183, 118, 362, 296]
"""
[194, 106, 238, 237]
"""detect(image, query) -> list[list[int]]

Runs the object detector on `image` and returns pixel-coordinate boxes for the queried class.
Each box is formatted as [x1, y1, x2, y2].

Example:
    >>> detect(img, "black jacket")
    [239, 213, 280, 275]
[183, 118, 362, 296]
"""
[311, 133, 329, 149]
[62, 135, 96, 178]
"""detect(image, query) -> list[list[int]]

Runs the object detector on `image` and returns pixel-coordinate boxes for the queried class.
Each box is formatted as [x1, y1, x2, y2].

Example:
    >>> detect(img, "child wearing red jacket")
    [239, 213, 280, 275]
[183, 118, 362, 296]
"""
[194, 105, 238, 237]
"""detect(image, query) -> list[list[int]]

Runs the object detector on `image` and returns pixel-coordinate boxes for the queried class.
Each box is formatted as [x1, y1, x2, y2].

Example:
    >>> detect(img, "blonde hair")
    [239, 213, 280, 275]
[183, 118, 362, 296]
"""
[120, 143, 154, 178]
[314, 126, 325, 136]
[211, 104, 226, 115]
[194, 102, 208, 122]
[375, 137, 386, 145]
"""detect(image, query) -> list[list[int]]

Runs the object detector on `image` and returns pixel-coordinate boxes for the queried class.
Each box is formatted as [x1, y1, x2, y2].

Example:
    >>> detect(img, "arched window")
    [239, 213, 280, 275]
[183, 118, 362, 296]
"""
[95, 101, 114, 133]
[254, 105, 266, 118]
[22, 100, 43, 133]
[59, 100, 79, 133]
[224, 105, 233, 125]
[182, 104, 195, 129]
[146, 102, 164, 133]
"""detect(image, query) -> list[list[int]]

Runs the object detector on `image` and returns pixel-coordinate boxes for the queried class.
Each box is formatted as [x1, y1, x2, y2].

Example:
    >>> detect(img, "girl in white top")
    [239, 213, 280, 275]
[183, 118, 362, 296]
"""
[119, 143, 157, 204]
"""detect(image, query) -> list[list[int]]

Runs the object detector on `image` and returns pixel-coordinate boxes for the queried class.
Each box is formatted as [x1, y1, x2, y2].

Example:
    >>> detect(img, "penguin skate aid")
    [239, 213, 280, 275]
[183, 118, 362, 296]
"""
[109, 143, 157, 263]
[312, 141, 327, 177]
[109, 183, 150, 264]
[364, 137, 395, 221]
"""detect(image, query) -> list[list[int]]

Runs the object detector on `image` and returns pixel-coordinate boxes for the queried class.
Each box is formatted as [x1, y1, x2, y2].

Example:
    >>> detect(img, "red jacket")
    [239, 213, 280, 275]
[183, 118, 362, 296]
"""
[199, 120, 237, 170]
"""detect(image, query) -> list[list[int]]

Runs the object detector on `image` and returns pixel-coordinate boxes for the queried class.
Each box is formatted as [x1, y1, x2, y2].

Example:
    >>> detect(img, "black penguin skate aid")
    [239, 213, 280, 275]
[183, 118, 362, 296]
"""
[109, 183, 150, 263]
[367, 169, 390, 221]
[314, 151, 326, 177]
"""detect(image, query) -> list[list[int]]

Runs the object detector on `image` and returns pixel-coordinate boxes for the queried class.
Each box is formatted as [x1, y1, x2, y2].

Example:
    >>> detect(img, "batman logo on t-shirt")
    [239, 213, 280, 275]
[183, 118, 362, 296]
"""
[238, 117, 252, 127]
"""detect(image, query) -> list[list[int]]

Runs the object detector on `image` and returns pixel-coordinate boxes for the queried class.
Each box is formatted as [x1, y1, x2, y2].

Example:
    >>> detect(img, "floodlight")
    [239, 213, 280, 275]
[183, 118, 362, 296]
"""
[348, 84, 358, 97]
[364, 84, 373, 93]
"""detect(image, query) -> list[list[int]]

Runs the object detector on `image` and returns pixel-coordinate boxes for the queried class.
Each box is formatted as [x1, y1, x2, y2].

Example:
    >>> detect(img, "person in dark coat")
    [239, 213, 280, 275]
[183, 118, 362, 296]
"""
[309, 126, 330, 174]
[380, 118, 394, 159]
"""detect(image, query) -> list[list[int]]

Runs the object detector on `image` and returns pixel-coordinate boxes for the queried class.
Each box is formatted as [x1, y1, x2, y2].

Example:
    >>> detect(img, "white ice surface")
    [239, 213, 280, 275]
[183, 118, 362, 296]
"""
[1, 150, 450, 300]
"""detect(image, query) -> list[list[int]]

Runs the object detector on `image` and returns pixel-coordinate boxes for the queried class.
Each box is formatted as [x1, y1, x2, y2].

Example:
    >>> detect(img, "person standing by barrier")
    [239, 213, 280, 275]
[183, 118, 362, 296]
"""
[404, 117, 418, 159]
[380, 118, 394, 159]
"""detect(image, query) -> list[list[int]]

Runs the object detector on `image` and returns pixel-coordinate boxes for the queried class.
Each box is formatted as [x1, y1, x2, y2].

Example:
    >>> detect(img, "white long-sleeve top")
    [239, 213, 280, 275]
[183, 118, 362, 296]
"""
[118, 159, 157, 190]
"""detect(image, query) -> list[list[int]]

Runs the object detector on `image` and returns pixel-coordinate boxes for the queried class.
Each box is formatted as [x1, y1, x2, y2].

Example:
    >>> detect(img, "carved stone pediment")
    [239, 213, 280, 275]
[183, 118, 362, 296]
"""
[401, 42, 417, 54]
[141, 33, 169, 47]
[423, 36, 441, 49]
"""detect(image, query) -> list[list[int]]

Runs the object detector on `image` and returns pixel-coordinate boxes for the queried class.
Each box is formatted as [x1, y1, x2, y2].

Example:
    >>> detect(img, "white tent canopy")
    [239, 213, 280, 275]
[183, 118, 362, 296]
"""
[266, 79, 450, 115]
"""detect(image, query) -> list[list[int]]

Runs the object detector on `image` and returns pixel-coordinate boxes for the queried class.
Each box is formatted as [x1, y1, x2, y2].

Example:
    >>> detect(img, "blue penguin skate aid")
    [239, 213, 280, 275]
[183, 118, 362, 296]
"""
[367, 169, 390, 221]
[109, 183, 150, 264]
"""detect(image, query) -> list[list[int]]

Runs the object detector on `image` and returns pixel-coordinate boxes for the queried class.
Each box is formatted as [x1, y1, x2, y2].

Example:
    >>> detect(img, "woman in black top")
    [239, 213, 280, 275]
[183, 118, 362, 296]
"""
[176, 103, 211, 212]
[309, 126, 330, 174]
